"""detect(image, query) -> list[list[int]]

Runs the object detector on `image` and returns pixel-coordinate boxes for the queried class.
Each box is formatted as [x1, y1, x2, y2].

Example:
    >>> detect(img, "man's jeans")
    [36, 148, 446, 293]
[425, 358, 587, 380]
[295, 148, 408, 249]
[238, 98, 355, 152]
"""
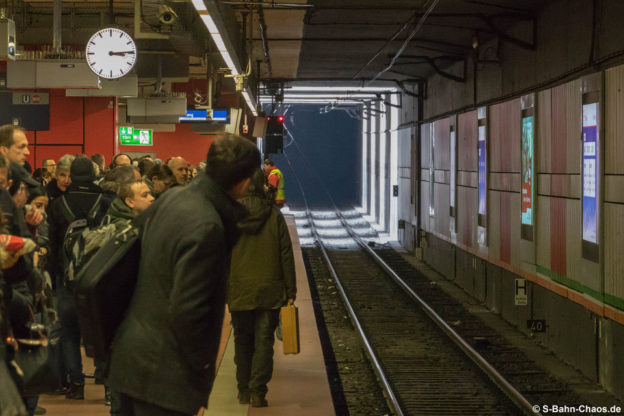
[56, 287, 84, 385]
[231, 309, 280, 397]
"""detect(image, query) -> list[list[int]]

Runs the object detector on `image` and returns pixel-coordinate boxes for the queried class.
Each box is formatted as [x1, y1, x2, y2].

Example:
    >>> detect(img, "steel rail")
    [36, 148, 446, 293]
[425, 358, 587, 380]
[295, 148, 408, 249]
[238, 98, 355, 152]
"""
[282, 131, 540, 416]
[282, 148, 405, 416]
[335, 214, 541, 416]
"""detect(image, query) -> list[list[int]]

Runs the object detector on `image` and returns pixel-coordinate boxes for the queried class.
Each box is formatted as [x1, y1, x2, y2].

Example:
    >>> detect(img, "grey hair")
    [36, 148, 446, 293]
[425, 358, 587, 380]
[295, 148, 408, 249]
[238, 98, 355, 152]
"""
[57, 154, 75, 171]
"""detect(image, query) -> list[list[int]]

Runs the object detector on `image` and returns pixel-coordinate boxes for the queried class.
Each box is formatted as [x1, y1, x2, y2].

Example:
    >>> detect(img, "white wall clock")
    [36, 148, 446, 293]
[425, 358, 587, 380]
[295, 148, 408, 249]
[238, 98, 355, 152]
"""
[86, 28, 137, 79]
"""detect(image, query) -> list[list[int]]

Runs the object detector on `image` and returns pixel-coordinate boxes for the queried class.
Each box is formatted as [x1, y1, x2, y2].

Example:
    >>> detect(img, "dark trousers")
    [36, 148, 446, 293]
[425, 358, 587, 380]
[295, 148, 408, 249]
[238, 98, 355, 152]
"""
[231, 309, 280, 397]
[118, 393, 192, 416]
[57, 287, 84, 384]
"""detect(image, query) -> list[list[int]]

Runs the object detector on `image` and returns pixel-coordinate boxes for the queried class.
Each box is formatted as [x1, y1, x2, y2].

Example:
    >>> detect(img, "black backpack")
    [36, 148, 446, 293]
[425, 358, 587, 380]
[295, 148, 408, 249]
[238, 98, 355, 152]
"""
[74, 223, 142, 361]
[59, 194, 113, 288]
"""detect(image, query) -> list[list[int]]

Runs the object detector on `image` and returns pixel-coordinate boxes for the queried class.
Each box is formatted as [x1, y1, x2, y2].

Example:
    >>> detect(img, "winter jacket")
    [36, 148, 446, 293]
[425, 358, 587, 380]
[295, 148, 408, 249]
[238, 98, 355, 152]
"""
[108, 173, 245, 415]
[47, 182, 114, 285]
[227, 194, 296, 311]
[45, 179, 64, 205]
[105, 197, 134, 231]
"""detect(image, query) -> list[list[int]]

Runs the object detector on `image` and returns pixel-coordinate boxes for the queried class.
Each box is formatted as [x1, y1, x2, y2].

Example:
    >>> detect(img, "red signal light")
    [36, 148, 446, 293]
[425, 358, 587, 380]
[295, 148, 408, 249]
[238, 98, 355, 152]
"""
[266, 116, 271, 121]
[277, 116, 284, 122]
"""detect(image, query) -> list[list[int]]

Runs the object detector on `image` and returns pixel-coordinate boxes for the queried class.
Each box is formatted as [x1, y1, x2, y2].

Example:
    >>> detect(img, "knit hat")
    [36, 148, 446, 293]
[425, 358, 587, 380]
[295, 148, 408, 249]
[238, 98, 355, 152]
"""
[70, 156, 96, 184]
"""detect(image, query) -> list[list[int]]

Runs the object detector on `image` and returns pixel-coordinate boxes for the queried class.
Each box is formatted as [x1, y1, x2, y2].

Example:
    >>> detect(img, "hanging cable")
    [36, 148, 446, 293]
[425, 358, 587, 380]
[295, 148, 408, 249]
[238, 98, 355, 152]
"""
[366, 0, 440, 84]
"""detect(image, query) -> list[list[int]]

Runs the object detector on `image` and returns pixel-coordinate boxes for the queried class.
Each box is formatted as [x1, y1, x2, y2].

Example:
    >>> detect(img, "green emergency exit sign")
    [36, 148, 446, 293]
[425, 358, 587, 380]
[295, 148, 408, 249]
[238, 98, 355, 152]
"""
[119, 126, 153, 146]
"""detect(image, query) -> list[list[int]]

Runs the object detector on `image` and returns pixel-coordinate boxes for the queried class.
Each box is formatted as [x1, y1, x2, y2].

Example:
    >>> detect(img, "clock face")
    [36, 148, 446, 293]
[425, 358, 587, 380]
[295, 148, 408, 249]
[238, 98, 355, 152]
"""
[86, 28, 137, 79]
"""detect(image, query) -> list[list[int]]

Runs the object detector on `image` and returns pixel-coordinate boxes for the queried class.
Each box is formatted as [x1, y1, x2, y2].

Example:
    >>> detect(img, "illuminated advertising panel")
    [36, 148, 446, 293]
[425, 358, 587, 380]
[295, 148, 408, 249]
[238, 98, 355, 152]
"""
[450, 125, 456, 233]
[478, 125, 487, 216]
[521, 115, 534, 227]
[582, 102, 599, 245]
[477, 107, 487, 246]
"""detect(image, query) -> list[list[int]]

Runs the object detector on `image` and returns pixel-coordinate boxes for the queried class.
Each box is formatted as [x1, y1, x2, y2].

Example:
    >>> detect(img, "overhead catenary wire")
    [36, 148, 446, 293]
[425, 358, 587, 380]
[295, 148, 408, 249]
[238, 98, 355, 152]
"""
[352, 0, 440, 81]
[367, 0, 440, 84]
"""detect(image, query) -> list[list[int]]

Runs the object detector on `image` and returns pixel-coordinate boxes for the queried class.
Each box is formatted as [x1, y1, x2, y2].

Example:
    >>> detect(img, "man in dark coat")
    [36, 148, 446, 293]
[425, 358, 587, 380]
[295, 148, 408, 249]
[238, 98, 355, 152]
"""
[108, 134, 260, 416]
[47, 155, 114, 399]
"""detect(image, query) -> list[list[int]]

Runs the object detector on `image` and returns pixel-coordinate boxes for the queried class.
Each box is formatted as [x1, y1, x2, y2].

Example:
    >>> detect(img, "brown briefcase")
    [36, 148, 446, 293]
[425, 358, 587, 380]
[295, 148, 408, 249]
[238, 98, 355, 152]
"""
[280, 304, 300, 354]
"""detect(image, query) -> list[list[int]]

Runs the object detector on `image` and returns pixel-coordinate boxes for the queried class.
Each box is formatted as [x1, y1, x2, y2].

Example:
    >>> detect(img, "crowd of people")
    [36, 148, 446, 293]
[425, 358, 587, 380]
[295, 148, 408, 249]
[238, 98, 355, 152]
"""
[0, 124, 294, 416]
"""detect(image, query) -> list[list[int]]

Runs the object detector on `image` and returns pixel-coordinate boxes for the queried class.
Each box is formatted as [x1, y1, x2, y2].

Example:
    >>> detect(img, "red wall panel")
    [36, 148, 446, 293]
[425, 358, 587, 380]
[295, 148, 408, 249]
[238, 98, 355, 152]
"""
[500, 192, 511, 264]
[551, 85, 567, 174]
[550, 198, 567, 275]
[84, 97, 115, 159]
[458, 110, 478, 172]
[36, 90, 84, 145]
[32, 145, 84, 168]
[120, 124, 215, 165]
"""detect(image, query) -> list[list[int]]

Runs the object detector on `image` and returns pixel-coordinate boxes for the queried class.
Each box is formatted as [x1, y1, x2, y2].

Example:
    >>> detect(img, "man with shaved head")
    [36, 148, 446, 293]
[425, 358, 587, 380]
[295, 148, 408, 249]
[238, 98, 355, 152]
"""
[168, 156, 190, 186]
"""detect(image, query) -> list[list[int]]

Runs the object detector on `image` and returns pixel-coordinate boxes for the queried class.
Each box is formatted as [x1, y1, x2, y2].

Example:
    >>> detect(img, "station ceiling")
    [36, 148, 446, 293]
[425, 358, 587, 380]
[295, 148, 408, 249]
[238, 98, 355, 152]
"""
[10, 0, 548, 85]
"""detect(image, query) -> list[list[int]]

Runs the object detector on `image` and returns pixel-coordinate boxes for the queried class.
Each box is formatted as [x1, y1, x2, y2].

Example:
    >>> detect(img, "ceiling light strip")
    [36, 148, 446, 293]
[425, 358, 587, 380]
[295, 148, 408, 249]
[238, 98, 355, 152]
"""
[193, 1, 258, 117]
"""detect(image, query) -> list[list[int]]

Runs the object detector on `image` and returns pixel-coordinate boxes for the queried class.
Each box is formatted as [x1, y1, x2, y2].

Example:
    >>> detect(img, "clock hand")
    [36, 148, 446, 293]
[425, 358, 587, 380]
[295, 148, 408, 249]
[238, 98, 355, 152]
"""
[109, 51, 136, 56]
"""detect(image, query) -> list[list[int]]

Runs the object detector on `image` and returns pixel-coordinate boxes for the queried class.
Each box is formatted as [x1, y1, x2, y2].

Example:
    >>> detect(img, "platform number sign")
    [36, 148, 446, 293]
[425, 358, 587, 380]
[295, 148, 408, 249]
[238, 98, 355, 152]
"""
[527, 320, 546, 333]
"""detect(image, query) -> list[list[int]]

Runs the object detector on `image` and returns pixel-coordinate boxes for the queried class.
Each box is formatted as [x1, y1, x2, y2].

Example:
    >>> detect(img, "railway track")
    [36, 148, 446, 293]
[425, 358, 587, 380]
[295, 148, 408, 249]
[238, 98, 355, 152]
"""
[282, 127, 614, 416]
[303, 209, 530, 415]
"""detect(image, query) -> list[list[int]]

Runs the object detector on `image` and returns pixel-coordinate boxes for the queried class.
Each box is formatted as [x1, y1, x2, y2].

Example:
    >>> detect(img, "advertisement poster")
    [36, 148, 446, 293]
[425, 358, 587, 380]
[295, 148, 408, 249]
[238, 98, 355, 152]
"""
[478, 125, 487, 216]
[521, 116, 534, 226]
[582, 103, 598, 244]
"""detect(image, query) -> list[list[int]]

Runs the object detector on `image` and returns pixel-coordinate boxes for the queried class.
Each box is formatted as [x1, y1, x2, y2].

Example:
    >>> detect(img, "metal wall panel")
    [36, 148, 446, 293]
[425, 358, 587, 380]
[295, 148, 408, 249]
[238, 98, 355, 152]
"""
[490, 98, 522, 174]
[509, 192, 523, 268]
[565, 79, 582, 174]
[433, 117, 450, 170]
[458, 186, 477, 248]
[488, 191, 501, 261]
[605, 176, 624, 203]
[605, 64, 624, 175]
[421, 123, 431, 169]
[605, 203, 624, 299]
[458, 110, 478, 172]
[500, 192, 512, 264]
[434, 183, 451, 238]
[538, 89, 552, 174]
[551, 84, 568, 174]
[566, 199, 601, 292]
[420, 180, 430, 233]
[398, 128, 412, 232]
[536, 195, 552, 269]
[550, 197, 567, 276]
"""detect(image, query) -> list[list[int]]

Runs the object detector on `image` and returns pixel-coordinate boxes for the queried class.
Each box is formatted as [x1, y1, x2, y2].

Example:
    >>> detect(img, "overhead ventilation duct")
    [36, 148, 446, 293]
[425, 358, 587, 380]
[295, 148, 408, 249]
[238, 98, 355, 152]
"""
[7, 60, 100, 89]
[66, 75, 139, 97]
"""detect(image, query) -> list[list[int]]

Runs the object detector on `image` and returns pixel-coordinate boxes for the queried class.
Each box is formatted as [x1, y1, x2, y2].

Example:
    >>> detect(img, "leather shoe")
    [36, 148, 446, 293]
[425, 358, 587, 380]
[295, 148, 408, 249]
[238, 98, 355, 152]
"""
[250, 394, 268, 407]
[65, 383, 84, 400]
[237, 391, 250, 404]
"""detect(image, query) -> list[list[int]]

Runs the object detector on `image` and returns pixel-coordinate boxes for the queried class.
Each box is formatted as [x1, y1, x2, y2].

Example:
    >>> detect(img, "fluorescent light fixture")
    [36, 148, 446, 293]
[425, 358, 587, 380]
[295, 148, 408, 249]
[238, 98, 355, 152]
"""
[199, 13, 218, 34]
[198, 14, 239, 76]
[191, 0, 207, 11]
[261, 94, 378, 100]
[259, 98, 364, 105]
[242, 89, 258, 116]
[286, 86, 397, 92]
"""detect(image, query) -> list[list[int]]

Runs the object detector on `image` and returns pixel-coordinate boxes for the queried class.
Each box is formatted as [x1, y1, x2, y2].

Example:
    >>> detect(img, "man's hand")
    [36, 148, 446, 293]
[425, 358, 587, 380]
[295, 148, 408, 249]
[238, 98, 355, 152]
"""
[25, 207, 43, 227]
